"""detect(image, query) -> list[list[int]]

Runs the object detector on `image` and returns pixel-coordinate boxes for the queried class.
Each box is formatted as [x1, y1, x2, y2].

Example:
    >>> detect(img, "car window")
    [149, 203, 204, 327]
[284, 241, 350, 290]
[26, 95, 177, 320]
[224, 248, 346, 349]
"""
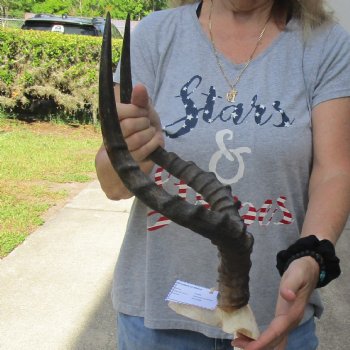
[61, 24, 97, 36]
[21, 17, 123, 39]
[22, 22, 53, 31]
[22, 21, 97, 36]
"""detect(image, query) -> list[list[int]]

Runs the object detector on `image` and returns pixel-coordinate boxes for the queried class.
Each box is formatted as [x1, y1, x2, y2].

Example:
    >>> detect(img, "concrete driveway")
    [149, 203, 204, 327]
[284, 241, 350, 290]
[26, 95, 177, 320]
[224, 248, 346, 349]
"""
[0, 181, 131, 350]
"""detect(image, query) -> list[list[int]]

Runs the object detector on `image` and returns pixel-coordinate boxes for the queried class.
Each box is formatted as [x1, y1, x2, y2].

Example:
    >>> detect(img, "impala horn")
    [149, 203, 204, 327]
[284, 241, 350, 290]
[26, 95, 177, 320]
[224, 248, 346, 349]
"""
[99, 13, 259, 339]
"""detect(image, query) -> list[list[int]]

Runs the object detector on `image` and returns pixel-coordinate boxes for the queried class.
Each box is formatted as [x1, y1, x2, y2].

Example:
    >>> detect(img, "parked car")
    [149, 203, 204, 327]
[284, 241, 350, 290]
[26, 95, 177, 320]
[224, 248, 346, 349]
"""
[21, 14, 122, 39]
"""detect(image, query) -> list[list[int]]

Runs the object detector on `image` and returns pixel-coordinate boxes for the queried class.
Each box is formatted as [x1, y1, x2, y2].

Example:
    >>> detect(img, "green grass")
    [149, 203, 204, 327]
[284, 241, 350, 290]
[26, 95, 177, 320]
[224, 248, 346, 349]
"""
[0, 118, 101, 257]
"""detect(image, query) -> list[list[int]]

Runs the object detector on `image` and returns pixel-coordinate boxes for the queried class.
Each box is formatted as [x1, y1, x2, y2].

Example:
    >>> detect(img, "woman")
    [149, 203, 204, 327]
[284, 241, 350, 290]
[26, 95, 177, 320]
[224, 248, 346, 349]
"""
[95, 0, 350, 349]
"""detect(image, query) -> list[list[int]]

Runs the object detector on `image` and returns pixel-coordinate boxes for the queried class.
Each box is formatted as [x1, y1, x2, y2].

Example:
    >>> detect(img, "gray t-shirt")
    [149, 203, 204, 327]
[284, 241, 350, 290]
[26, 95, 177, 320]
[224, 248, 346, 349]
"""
[112, 2, 350, 338]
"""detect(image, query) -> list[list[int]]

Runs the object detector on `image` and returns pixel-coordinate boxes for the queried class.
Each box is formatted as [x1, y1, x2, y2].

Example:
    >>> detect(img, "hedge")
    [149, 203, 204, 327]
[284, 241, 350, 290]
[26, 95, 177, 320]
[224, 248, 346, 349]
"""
[0, 28, 122, 123]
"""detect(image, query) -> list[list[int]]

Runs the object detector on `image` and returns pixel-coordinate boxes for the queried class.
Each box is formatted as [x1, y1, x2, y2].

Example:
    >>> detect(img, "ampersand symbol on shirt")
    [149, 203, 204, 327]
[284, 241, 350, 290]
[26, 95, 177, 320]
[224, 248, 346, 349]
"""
[209, 129, 251, 185]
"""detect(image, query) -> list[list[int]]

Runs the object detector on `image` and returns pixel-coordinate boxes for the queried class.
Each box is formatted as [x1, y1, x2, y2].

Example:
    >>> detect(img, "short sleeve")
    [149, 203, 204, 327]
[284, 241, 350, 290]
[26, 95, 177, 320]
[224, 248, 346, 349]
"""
[312, 24, 350, 107]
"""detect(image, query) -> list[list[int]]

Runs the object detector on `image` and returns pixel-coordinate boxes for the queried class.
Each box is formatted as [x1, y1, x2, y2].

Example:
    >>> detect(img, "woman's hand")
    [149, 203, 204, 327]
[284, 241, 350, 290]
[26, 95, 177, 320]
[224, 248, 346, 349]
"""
[232, 256, 319, 350]
[95, 83, 164, 200]
[118, 83, 164, 163]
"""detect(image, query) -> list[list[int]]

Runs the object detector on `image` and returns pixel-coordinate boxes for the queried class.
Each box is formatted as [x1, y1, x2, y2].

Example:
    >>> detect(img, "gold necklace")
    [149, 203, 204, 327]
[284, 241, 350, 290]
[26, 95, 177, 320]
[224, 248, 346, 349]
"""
[208, 0, 271, 103]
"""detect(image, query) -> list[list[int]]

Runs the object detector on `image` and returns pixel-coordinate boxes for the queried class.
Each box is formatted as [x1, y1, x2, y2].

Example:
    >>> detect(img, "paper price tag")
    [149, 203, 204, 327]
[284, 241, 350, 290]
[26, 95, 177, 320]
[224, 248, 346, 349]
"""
[166, 280, 218, 310]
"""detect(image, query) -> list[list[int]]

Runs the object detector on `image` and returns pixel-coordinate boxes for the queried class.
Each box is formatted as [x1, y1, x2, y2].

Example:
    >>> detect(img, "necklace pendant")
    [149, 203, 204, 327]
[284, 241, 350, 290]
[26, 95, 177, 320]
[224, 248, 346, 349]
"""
[226, 89, 238, 103]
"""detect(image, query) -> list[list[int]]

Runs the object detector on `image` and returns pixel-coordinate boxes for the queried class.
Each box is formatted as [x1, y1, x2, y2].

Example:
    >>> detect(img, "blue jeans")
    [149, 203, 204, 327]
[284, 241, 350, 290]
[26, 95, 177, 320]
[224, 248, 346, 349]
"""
[116, 312, 318, 350]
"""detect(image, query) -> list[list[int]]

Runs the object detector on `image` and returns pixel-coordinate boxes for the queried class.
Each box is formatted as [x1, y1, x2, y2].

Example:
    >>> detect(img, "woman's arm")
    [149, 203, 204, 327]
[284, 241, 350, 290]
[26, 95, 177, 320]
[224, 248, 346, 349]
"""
[95, 84, 164, 200]
[233, 97, 350, 350]
[301, 97, 350, 243]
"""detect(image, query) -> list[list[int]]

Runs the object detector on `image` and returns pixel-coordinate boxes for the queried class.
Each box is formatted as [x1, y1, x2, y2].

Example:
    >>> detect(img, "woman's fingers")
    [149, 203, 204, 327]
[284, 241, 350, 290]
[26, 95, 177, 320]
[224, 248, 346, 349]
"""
[130, 131, 164, 162]
[117, 103, 149, 122]
[116, 84, 164, 162]
[125, 126, 156, 152]
[120, 116, 151, 138]
[131, 84, 150, 108]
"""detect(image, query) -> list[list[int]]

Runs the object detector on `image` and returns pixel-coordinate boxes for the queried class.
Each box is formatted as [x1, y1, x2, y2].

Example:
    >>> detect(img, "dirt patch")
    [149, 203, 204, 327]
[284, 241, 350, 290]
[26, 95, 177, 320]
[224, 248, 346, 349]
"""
[1, 119, 101, 138]
[29, 122, 100, 138]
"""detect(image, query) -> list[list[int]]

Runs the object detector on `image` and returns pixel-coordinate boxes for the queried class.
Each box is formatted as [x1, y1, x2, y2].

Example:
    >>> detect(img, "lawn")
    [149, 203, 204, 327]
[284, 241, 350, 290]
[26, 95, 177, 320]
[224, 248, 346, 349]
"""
[0, 118, 102, 257]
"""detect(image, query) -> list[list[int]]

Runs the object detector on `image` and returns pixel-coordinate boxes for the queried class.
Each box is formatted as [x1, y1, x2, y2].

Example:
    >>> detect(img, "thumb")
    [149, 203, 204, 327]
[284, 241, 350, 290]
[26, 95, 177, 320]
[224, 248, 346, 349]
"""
[280, 285, 297, 303]
[131, 84, 150, 109]
[276, 272, 299, 313]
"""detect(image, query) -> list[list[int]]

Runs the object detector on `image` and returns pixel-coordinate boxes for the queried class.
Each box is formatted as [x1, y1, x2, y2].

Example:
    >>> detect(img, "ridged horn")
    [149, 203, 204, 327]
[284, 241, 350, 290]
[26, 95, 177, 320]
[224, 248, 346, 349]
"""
[99, 13, 254, 310]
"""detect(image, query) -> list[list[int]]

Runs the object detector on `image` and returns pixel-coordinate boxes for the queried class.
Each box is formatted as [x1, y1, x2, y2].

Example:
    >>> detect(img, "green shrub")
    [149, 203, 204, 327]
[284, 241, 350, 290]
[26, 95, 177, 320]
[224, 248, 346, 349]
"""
[0, 28, 121, 123]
